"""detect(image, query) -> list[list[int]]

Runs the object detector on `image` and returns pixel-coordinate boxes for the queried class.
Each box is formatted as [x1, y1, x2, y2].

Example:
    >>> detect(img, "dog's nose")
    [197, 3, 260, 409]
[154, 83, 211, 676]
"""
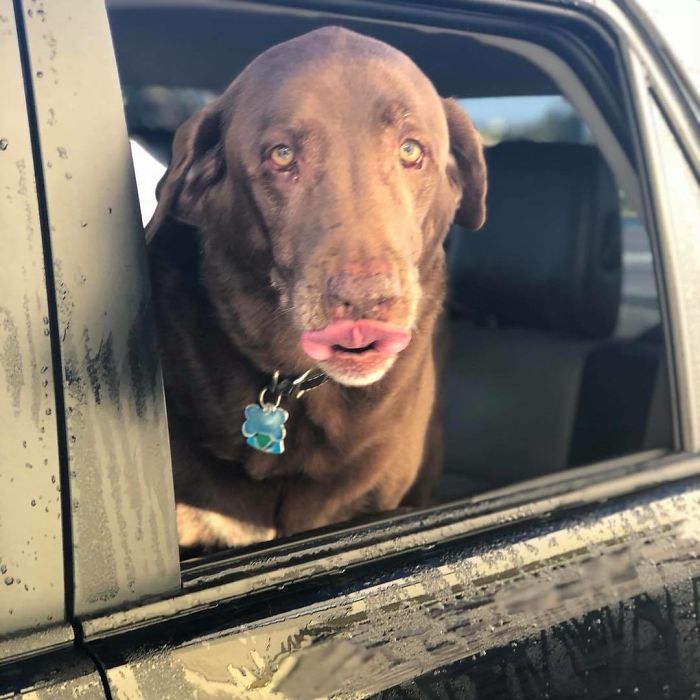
[326, 266, 400, 321]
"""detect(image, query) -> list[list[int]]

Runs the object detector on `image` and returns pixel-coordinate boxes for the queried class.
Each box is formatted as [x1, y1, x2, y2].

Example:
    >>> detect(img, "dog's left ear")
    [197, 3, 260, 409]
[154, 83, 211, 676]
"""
[146, 99, 226, 241]
[442, 98, 487, 230]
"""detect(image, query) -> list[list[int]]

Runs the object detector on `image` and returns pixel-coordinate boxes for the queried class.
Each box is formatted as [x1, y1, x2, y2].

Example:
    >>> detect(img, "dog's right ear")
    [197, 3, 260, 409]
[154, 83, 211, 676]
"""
[145, 100, 225, 241]
[442, 98, 487, 231]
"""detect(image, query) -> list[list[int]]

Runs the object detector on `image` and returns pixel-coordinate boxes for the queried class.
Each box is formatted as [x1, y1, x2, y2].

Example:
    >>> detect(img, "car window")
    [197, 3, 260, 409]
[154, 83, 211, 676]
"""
[120, 58, 674, 553]
[104, 6, 676, 566]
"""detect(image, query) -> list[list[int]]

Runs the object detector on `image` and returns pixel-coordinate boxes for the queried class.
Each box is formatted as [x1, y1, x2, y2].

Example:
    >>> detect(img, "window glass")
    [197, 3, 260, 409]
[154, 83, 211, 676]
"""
[459, 95, 660, 340]
[125, 86, 213, 225]
[461, 95, 592, 145]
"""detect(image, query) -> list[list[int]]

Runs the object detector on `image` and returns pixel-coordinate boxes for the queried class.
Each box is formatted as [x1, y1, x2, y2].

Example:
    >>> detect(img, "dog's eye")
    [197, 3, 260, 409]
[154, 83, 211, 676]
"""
[269, 144, 295, 169]
[399, 139, 424, 167]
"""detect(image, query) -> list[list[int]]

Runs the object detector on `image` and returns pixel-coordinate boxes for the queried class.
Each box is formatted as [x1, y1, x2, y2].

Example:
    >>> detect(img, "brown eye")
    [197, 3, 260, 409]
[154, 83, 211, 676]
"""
[399, 139, 424, 167]
[269, 144, 295, 169]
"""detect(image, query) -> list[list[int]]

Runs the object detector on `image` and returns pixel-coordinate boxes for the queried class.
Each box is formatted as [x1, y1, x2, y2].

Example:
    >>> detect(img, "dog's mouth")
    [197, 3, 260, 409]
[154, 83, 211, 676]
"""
[331, 341, 377, 354]
[301, 320, 410, 386]
[301, 320, 411, 363]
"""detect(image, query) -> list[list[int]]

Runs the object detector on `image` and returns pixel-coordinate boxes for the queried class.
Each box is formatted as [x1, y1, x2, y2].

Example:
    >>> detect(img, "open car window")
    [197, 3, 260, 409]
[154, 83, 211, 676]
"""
[109, 4, 676, 562]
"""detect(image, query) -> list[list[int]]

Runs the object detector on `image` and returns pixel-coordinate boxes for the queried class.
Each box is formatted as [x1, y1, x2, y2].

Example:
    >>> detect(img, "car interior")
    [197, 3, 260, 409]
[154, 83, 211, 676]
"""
[105, 0, 673, 531]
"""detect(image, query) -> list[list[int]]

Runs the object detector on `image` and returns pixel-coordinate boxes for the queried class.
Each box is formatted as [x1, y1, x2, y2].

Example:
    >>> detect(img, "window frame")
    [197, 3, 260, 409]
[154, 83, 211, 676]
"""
[17, 0, 180, 621]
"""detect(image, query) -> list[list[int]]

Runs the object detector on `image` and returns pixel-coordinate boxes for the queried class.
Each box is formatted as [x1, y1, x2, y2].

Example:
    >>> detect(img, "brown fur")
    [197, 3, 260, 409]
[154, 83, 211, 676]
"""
[147, 27, 486, 549]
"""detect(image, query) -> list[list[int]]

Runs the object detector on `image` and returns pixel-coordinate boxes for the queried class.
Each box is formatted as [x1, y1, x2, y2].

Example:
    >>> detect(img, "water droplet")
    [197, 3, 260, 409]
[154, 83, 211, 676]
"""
[80, 221, 87, 228]
[47, 161, 52, 168]
[107, 207, 112, 214]
[31, 499, 37, 506]
[0, 565, 6, 574]
[27, 8, 33, 16]
[51, 475, 56, 483]
[36, 70, 43, 78]
[40, 366, 48, 374]
[0, 138, 8, 151]
[45, 408, 52, 415]
[4, 576, 14, 585]
[69, 435, 76, 443]
[25, 462, 32, 469]
[22, 440, 27, 448]
[64, 172, 72, 180]
[56, 146, 67, 159]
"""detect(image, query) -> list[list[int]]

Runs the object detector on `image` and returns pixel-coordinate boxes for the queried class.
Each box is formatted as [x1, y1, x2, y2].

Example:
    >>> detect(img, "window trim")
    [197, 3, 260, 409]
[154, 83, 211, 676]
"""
[626, 50, 700, 454]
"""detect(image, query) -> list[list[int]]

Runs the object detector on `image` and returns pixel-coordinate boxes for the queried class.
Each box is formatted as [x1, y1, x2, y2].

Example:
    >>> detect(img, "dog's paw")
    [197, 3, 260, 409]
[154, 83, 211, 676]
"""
[176, 503, 276, 549]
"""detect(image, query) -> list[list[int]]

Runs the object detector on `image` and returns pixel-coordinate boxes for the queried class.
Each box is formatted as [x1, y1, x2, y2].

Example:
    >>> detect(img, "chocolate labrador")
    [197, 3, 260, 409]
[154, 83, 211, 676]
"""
[147, 26, 486, 549]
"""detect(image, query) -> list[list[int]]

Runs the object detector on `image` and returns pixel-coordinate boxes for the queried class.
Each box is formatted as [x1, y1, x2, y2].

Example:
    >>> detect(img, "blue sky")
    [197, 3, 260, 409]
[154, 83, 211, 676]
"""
[458, 95, 572, 130]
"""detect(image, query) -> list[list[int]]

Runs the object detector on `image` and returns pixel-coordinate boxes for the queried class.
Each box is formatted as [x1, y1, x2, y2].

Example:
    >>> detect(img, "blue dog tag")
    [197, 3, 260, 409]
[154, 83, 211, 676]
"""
[242, 403, 288, 454]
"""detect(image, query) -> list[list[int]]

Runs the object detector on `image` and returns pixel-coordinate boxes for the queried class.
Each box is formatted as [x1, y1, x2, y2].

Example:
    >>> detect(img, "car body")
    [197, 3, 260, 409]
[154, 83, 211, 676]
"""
[1, 0, 699, 698]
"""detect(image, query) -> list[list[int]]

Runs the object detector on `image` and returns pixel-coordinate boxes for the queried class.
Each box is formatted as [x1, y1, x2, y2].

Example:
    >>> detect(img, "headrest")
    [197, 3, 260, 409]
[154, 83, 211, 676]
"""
[448, 141, 622, 339]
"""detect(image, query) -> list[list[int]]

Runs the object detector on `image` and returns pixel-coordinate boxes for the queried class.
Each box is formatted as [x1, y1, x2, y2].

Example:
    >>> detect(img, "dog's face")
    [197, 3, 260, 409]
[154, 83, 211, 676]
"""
[150, 27, 486, 386]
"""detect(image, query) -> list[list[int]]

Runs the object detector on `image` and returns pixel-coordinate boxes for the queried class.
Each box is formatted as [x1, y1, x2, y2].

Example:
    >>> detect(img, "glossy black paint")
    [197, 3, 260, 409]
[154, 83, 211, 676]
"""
[372, 583, 700, 700]
[74, 474, 700, 697]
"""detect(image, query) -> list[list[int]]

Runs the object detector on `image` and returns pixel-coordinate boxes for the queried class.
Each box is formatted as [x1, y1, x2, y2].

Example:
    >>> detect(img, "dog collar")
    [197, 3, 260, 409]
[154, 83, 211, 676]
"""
[241, 369, 327, 454]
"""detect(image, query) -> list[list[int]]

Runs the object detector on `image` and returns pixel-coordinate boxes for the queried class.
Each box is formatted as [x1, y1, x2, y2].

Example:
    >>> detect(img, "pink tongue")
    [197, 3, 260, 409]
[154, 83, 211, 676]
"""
[301, 320, 411, 361]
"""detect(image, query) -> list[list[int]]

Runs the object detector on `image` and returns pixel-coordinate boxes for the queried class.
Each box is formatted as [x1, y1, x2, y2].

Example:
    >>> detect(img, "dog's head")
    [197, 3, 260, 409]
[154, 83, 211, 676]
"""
[149, 27, 486, 386]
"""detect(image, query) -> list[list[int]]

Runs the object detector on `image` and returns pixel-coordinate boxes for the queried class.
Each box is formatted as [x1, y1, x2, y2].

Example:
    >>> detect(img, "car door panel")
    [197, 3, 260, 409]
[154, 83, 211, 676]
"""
[91, 472, 700, 698]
